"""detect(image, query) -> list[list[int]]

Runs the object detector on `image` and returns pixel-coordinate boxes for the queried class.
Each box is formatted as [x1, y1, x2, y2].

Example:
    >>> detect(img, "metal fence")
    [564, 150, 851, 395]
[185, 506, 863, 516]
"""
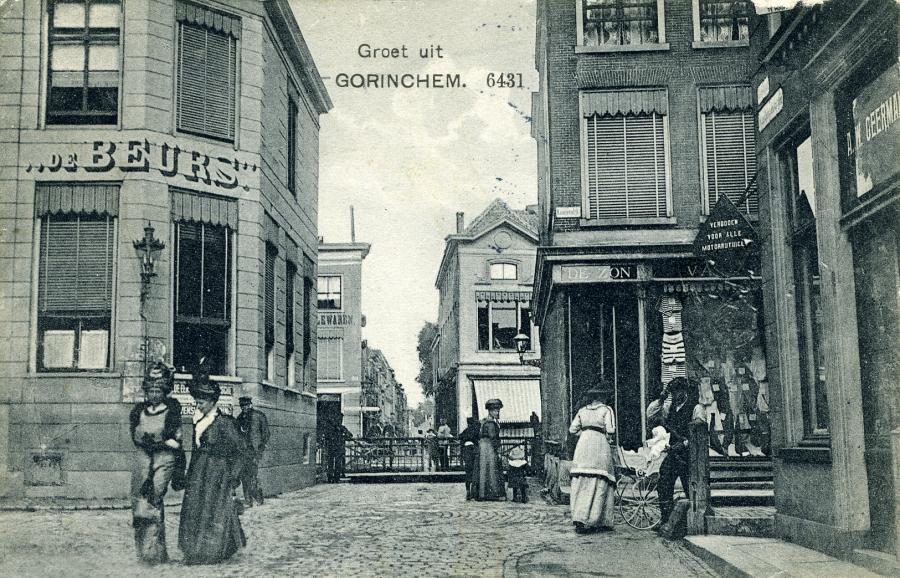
[336, 436, 538, 474]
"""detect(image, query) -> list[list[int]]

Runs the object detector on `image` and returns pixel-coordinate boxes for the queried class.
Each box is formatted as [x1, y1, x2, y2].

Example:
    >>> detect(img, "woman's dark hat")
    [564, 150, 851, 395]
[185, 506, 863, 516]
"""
[188, 368, 220, 401]
[485, 398, 503, 410]
[142, 361, 174, 394]
[239, 396, 252, 405]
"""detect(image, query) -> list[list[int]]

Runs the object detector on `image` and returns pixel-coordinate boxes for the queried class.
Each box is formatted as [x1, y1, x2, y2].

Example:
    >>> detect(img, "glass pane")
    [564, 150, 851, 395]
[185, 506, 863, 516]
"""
[89, 3, 120, 28]
[492, 303, 517, 350]
[796, 137, 815, 216]
[88, 45, 118, 71]
[54, 3, 86, 28]
[173, 321, 228, 375]
[43, 330, 75, 368]
[52, 45, 85, 71]
[78, 329, 108, 369]
[478, 303, 489, 350]
[203, 226, 229, 320]
[176, 223, 202, 317]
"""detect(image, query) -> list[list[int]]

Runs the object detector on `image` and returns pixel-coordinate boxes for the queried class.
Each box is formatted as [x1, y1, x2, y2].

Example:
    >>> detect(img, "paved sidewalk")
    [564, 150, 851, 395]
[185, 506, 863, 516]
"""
[686, 535, 889, 578]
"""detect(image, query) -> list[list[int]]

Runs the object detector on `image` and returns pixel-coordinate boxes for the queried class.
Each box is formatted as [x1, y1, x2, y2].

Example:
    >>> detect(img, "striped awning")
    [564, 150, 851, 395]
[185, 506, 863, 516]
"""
[35, 183, 119, 217]
[171, 188, 237, 228]
[475, 290, 531, 304]
[698, 85, 753, 113]
[582, 89, 668, 117]
[472, 378, 541, 424]
[176, 0, 241, 38]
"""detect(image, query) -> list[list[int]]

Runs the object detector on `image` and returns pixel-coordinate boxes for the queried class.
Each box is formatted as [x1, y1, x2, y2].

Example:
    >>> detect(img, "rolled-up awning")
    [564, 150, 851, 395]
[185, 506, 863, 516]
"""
[472, 378, 541, 424]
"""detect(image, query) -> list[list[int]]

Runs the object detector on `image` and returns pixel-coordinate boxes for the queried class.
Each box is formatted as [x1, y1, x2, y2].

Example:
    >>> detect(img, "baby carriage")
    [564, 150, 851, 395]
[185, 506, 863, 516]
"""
[613, 427, 669, 529]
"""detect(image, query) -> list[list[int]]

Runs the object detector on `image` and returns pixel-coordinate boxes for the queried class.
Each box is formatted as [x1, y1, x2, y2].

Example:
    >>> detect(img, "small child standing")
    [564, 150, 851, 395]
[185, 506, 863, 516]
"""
[506, 445, 529, 503]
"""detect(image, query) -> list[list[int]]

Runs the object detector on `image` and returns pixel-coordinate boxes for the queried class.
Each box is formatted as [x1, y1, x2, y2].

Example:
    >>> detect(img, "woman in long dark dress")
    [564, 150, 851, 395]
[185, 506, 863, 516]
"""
[178, 373, 249, 565]
[130, 362, 185, 565]
[475, 399, 505, 501]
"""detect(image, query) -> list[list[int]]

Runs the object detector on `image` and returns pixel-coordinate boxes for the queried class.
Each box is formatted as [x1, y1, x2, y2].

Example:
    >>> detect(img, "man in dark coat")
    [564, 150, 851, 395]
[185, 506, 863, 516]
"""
[323, 414, 353, 483]
[657, 377, 699, 527]
[458, 417, 479, 499]
[236, 396, 270, 506]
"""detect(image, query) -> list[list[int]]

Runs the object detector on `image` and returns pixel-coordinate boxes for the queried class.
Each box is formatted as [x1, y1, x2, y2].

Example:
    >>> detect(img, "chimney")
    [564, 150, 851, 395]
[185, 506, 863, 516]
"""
[456, 212, 464, 233]
[350, 205, 356, 243]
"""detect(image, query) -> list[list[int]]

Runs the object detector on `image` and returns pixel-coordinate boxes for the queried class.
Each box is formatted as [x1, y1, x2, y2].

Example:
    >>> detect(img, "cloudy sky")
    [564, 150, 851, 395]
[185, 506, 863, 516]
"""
[290, 0, 539, 406]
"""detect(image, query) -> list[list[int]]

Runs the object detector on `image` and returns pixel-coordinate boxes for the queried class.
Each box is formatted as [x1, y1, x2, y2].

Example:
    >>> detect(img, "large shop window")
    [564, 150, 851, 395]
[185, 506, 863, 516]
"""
[582, 90, 670, 220]
[699, 86, 757, 216]
[785, 136, 829, 437]
[477, 292, 531, 351]
[36, 184, 118, 371]
[46, 0, 121, 125]
[172, 191, 234, 376]
[694, 0, 751, 43]
[318, 332, 343, 381]
[318, 275, 342, 310]
[176, 1, 240, 142]
[578, 0, 665, 47]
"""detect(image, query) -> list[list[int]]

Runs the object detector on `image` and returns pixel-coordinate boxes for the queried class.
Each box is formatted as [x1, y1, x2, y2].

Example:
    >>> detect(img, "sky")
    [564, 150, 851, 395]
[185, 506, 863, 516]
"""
[289, 0, 540, 407]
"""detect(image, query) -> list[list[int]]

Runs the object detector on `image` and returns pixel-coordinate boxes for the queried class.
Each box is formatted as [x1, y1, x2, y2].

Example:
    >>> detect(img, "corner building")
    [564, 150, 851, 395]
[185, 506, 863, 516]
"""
[0, 0, 331, 499]
[532, 0, 771, 462]
[751, 0, 900, 561]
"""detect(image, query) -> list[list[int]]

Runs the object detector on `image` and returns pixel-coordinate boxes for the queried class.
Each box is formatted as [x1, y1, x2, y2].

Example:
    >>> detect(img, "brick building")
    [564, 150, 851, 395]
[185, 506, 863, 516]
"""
[0, 0, 330, 499]
[751, 0, 900, 563]
[433, 200, 541, 436]
[361, 343, 408, 438]
[532, 0, 769, 461]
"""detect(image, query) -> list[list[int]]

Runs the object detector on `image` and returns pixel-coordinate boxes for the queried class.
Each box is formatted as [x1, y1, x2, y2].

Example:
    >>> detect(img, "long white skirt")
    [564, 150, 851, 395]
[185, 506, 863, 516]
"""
[570, 475, 616, 528]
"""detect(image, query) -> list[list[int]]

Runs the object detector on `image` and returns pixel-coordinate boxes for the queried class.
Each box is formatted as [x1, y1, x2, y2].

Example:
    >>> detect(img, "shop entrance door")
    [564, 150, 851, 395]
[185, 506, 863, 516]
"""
[570, 288, 642, 450]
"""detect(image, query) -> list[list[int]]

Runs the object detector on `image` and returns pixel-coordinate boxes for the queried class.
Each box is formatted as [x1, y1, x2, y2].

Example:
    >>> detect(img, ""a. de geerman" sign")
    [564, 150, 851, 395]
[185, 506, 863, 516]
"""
[850, 63, 900, 197]
[694, 195, 758, 273]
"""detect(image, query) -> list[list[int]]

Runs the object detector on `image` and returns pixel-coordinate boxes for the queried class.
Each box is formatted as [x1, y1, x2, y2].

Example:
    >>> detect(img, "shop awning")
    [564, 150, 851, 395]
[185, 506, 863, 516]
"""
[472, 378, 541, 424]
[581, 89, 668, 117]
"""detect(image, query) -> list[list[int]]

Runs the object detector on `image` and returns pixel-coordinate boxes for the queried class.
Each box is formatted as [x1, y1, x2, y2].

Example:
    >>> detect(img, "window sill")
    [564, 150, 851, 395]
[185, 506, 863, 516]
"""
[576, 43, 670, 54]
[692, 39, 749, 49]
[301, 391, 317, 399]
[777, 445, 831, 464]
[31, 371, 120, 378]
[580, 216, 677, 227]
[175, 373, 242, 383]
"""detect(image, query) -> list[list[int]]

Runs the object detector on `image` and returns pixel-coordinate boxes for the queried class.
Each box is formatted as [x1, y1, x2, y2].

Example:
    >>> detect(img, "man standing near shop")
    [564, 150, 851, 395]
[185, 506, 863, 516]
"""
[437, 418, 453, 471]
[236, 396, 270, 507]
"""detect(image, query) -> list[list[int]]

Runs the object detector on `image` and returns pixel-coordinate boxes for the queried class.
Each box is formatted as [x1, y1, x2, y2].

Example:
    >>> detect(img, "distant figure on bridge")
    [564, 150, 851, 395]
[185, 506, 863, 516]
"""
[424, 428, 440, 472]
[475, 399, 505, 501]
[437, 419, 453, 471]
[458, 417, 479, 499]
[323, 414, 353, 483]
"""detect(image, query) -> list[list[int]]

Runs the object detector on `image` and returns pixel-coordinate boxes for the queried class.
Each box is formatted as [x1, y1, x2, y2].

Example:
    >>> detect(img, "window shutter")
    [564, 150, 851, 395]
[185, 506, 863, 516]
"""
[586, 113, 667, 219]
[39, 216, 113, 313]
[177, 24, 235, 141]
[286, 261, 296, 353]
[704, 111, 757, 214]
[265, 245, 276, 345]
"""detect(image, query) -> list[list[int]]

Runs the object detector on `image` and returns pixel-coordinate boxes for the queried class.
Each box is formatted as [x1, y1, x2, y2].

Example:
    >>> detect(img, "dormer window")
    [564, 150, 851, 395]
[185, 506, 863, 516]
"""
[490, 263, 518, 280]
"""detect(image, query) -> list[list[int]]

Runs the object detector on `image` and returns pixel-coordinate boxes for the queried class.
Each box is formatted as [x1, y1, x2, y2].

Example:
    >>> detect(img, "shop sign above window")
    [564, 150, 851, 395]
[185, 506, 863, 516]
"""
[850, 64, 900, 197]
[694, 194, 758, 274]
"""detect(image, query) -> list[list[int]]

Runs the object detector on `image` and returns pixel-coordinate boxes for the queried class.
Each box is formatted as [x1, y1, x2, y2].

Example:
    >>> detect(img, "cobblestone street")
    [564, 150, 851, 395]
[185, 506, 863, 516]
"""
[0, 481, 721, 578]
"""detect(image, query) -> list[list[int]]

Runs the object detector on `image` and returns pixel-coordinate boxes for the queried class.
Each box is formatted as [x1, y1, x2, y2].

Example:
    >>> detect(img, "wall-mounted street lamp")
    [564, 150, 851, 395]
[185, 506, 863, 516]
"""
[514, 333, 541, 367]
[133, 222, 165, 299]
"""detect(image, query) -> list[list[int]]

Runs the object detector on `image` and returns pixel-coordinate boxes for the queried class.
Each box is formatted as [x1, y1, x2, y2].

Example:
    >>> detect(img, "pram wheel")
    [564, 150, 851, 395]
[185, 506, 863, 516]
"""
[615, 472, 661, 530]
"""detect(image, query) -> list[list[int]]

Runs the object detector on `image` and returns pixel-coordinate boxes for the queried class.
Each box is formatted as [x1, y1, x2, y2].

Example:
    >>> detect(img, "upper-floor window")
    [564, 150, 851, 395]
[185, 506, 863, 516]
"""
[693, 0, 751, 44]
[699, 86, 757, 216]
[477, 293, 532, 352]
[581, 89, 671, 221]
[47, 0, 120, 125]
[264, 242, 277, 381]
[318, 333, 343, 381]
[175, 1, 240, 142]
[36, 183, 118, 371]
[578, 0, 666, 49]
[288, 83, 299, 196]
[318, 275, 341, 310]
[490, 262, 518, 280]
[171, 189, 236, 376]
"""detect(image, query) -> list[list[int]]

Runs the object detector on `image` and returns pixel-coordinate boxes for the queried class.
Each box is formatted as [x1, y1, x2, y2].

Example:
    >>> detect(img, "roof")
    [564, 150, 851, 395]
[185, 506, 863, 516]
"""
[462, 198, 539, 239]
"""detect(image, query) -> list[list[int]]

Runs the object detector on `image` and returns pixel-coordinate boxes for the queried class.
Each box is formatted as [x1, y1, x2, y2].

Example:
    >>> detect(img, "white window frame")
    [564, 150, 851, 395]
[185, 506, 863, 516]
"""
[489, 262, 518, 281]
[692, 0, 752, 48]
[579, 93, 673, 224]
[317, 275, 343, 312]
[477, 300, 532, 352]
[576, 0, 668, 53]
[699, 107, 757, 216]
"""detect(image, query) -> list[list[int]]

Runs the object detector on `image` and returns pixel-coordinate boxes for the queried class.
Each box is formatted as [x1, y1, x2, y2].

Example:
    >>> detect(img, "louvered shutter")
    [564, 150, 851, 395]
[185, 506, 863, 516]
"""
[703, 110, 757, 215]
[39, 216, 113, 314]
[265, 244, 276, 346]
[285, 261, 296, 353]
[586, 113, 668, 219]
[317, 336, 343, 380]
[177, 24, 235, 141]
